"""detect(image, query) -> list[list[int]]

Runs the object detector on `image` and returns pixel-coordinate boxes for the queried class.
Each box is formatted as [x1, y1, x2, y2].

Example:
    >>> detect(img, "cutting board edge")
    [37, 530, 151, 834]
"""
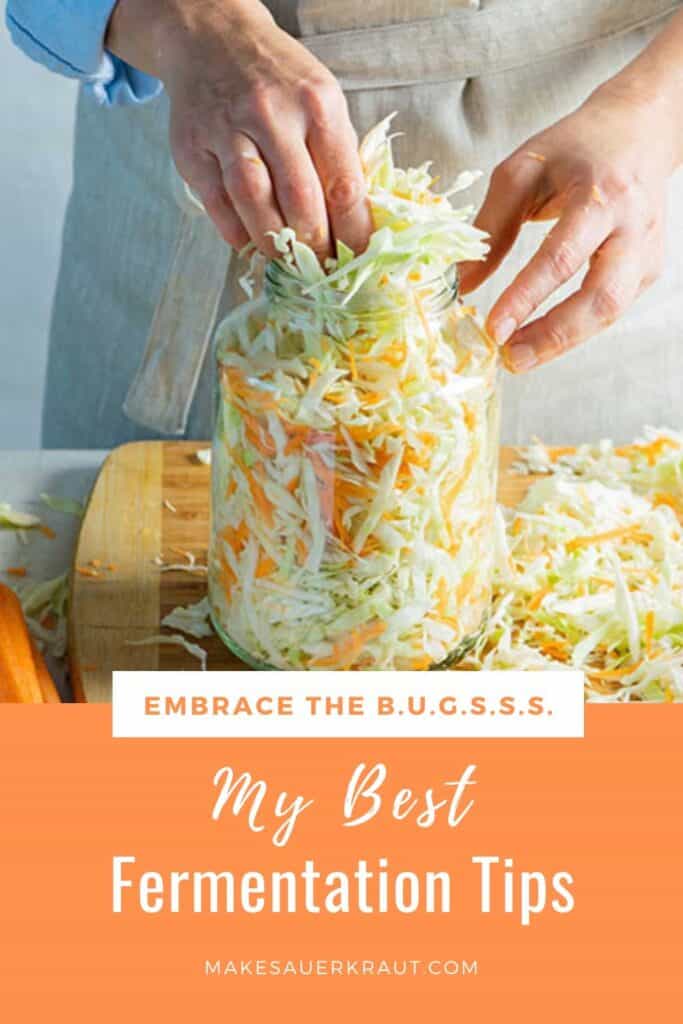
[69, 441, 168, 701]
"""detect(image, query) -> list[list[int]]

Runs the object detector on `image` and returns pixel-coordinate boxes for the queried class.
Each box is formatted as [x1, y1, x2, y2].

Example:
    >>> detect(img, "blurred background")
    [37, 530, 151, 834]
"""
[0, 18, 77, 448]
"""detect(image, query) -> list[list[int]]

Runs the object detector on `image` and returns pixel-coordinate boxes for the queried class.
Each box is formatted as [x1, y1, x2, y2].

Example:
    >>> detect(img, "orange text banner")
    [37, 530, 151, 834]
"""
[0, 705, 681, 1020]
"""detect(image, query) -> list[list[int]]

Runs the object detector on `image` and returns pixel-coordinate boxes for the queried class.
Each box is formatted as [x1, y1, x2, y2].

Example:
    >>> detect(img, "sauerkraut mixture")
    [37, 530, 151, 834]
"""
[209, 117, 499, 670]
[466, 428, 683, 700]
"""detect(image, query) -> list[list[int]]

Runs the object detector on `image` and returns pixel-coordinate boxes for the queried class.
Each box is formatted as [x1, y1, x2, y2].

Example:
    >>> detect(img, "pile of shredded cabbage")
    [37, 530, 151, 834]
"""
[464, 428, 683, 701]
[1, 498, 73, 659]
[210, 116, 499, 670]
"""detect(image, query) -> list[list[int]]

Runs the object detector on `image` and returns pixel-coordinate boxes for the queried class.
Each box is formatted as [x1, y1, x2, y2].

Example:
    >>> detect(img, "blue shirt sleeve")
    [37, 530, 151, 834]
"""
[5, 2, 163, 105]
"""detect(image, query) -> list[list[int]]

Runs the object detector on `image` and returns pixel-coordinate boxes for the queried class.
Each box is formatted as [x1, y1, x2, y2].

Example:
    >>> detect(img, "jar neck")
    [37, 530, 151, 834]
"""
[263, 259, 459, 325]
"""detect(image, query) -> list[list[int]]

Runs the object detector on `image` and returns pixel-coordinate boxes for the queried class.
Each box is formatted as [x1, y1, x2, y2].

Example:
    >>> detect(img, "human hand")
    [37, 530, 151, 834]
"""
[459, 81, 680, 372]
[107, 0, 372, 258]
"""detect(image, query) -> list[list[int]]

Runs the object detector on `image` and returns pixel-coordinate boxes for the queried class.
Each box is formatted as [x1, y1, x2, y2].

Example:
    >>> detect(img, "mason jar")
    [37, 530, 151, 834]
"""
[208, 260, 500, 670]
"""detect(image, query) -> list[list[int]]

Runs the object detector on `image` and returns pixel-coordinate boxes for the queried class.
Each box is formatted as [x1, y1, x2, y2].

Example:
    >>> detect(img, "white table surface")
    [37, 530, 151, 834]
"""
[0, 450, 108, 699]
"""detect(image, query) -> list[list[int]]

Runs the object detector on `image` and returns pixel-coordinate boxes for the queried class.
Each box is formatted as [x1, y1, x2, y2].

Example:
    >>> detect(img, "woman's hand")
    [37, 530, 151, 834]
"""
[459, 76, 682, 373]
[107, 0, 372, 258]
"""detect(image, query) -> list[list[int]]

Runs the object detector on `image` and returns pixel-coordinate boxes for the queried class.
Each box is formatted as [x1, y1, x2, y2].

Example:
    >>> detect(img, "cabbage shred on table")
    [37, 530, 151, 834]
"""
[465, 428, 683, 701]
[210, 116, 500, 670]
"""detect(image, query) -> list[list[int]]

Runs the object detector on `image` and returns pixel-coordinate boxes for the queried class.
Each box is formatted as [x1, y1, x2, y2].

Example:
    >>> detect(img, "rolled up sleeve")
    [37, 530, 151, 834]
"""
[6, 2, 163, 105]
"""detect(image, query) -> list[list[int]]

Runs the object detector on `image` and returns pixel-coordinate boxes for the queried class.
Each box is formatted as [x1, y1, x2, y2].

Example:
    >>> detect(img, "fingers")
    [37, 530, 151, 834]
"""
[173, 149, 249, 250]
[205, 192, 251, 251]
[256, 130, 331, 257]
[459, 154, 545, 295]
[487, 193, 613, 345]
[503, 232, 643, 372]
[173, 65, 372, 259]
[303, 80, 372, 254]
[216, 131, 285, 256]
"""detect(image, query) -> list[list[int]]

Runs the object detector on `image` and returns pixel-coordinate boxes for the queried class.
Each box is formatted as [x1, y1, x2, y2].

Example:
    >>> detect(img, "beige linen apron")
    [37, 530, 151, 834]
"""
[43, 0, 683, 448]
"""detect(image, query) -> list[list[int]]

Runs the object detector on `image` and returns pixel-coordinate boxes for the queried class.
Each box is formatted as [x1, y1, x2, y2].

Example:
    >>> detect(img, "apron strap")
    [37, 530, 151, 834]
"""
[301, 0, 682, 90]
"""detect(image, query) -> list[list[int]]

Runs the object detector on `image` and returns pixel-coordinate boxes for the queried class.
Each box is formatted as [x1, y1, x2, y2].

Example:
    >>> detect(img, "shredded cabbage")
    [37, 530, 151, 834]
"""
[465, 428, 683, 701]
[17, 572, 70, 659]
[210, 117, 499, 670]
[40, 493, 84, 519]
[0, 502, 41, 530]
[126, 634, 208, 671]
[161, 597, 213, 639]
[154, 550, 208, 575]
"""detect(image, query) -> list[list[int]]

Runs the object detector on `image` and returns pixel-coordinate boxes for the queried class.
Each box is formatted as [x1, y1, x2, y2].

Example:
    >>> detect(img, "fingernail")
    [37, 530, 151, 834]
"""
[490, 316, 517, 345]
[505, 342, 538, 373]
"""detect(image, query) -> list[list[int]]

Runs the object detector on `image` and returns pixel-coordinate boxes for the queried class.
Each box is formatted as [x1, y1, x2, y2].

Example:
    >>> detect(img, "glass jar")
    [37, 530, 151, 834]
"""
[209, 261, 500, 671]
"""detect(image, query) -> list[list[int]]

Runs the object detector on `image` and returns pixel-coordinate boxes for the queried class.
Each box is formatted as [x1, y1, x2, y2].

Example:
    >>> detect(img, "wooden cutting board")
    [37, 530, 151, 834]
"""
[70, 441, 535, 701]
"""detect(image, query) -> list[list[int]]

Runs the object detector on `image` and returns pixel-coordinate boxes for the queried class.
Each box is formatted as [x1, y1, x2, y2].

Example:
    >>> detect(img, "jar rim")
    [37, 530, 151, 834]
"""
[264, 259, 459, 319]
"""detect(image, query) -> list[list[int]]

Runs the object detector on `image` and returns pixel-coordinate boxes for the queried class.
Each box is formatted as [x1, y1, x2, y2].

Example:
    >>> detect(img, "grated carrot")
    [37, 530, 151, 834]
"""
[463, 404, 477, 433]
[527, 587, 551, 612]
[219, 549, 236, 598]
[436, 577, 450, 616]
[652, 492, 682, 520]
[244, 413, 276, 456]
[455, 571, 476, 605]
[256, 555, 277, 578]
[615, 437, 680, 466]
[221, 522, 249, 555]
[549, 446, 576, 461]
[310, 451, 335, 525]
[348, 341, 358, 381]
[311, 621, 387, 669]
[429, 613, 461, 633]
[225, 368, 276, 410]
[644, 610, 656, 658]
[296, 536, 309, 564]
[346, 423, 404, 443]
[456, 350, 473, 374]
[591, 185, 606, 206]
[441, 444, 478, 543]
[538, 640, 569, 661]
[587, 661, 643, 681]
[235, 454, 275, 528]
[333, 505, 352, 548]
[566, 525, 650, 553]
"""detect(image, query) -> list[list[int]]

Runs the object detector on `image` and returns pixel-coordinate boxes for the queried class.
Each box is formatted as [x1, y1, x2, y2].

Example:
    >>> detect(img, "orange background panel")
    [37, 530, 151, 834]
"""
[0, 705, 681, 1020]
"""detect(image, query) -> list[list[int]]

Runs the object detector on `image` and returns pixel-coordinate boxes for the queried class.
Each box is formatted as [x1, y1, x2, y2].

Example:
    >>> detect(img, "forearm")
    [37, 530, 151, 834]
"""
[593, 9, 683, 171]
[106, 0, 273, 80]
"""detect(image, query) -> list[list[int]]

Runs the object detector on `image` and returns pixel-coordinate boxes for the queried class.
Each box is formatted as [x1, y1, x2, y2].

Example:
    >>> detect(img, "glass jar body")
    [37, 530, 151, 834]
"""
[209, 286, 500, 671]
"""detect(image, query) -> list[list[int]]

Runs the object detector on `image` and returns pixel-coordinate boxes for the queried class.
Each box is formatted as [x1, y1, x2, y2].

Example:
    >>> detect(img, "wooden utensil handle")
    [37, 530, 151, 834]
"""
[123, 212, 231, 436]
